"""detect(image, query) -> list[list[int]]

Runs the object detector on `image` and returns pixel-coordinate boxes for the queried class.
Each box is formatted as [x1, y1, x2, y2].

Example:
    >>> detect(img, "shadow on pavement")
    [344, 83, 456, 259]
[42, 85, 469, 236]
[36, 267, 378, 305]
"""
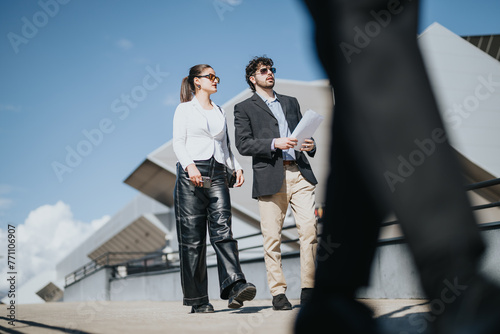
[377, 301, 433, 334]
[0, 316, 94, 334]
[216, 305, 273, 314]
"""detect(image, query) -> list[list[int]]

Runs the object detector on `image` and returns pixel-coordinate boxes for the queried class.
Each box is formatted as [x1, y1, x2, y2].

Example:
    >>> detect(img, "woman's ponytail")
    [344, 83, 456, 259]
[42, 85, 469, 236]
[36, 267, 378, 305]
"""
[180, 76, 192, 103]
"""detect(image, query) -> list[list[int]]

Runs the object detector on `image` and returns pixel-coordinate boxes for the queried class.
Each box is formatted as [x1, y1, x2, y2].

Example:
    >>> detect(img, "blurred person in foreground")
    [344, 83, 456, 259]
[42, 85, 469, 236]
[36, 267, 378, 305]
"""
[295, 0, 500, 333]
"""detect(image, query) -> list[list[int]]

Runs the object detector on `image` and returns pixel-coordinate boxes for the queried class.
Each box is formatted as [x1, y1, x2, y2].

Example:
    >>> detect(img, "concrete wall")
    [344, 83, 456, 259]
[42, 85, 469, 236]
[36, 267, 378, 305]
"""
[479, 228, 500, 286]
[359, 227, 500, 299]
[107, 257, 302, 302]
[358, 243, 425, 299]
[109, 270, 183, 302]
[64, 268, 112, 302]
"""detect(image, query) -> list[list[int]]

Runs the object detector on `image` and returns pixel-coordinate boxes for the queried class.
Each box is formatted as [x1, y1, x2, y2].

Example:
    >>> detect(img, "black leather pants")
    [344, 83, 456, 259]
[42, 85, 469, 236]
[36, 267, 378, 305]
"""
[174, 158, 246, 306]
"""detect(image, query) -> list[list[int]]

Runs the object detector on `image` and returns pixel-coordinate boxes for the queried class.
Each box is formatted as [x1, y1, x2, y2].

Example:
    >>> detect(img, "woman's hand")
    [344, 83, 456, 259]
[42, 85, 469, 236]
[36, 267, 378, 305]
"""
[186, 164, 203, 187]
[234, 169, 244, 187]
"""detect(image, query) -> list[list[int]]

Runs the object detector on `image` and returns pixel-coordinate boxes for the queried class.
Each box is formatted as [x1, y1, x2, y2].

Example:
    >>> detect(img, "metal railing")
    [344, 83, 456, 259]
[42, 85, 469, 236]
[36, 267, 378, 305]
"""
[65, 251, 163, 286]
[380, 177, 500, 228]
[65, 177, 500, 287]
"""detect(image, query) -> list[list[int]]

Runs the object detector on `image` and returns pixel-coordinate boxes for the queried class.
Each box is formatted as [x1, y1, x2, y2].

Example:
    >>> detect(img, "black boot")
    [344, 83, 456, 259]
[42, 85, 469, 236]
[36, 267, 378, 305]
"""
[295, 291, 380, 333]
[272, 294, 292, 311]
[432, 275, 500, 334]
[228, 281, 257, 309]
[190, 303, 214, 313]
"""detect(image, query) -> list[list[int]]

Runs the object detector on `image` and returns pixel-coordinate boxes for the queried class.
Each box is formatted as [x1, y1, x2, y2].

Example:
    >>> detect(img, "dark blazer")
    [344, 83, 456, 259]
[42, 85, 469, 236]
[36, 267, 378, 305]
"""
[234, 93, 317, 199]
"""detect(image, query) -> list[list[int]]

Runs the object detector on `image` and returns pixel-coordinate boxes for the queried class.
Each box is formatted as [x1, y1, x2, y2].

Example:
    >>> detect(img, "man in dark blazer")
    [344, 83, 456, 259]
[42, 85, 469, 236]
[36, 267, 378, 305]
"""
[234, 56, 318, 310]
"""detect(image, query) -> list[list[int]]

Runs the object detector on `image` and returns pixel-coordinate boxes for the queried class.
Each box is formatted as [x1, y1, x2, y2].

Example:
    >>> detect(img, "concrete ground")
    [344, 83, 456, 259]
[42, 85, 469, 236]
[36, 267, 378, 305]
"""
[1, 299, 431, 334]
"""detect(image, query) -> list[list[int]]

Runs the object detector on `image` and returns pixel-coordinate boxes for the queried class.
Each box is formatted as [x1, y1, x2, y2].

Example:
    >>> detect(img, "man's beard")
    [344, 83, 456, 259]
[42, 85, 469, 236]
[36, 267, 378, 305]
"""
[256, 77, 275, 89]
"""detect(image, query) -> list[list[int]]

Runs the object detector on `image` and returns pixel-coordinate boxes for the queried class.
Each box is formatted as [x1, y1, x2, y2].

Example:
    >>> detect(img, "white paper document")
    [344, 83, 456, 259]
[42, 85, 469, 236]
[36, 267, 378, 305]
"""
[291, 109, 325, 151]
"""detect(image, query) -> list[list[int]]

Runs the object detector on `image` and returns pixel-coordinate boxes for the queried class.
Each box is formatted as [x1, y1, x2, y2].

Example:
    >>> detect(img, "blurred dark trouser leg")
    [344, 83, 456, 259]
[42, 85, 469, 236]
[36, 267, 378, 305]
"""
[303, 0, 485, 303]
[294, 60, 387, 332]
[314, 111, 385, 297]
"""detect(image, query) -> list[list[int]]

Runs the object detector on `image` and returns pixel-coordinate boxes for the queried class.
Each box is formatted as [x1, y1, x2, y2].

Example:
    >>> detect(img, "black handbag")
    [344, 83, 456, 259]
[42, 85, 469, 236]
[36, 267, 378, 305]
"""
[226, 165, 237, 188]
[218, 105, 237, 188]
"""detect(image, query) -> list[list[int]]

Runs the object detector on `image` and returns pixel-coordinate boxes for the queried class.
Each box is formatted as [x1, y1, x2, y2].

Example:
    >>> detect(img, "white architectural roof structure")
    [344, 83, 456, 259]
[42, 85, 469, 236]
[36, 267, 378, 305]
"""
[419, 22, 500, 177]
[56, 193, 173, 281]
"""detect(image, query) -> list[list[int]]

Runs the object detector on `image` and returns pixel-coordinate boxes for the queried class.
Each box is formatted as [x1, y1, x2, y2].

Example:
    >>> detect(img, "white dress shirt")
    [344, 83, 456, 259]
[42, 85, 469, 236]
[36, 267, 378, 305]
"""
[173, 96, 242, 172]
[256, 92, 296, 161]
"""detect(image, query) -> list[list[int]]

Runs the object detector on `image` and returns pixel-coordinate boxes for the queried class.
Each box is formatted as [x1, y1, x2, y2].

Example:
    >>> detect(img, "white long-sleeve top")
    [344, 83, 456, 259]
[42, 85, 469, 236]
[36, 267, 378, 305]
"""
[172, 96, 242, 172]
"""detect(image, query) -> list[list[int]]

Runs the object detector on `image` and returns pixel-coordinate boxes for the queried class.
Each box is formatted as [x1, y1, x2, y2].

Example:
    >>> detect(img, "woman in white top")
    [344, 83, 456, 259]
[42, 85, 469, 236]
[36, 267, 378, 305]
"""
[173, 64, 256, 313]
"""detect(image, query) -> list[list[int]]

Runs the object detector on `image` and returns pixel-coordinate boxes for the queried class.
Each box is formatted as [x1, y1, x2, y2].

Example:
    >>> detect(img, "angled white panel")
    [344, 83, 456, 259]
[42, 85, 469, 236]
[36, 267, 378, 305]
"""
[419, 23, 500, 176]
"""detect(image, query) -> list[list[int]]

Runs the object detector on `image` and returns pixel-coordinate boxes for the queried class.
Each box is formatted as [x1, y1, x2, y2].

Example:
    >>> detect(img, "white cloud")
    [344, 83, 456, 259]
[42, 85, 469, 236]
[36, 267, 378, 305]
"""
[116, 38, 133, 50]
[219, 0, 243, 5]
[163, 93, 178, 106]
[0, 184, 15, 215]
[0, 201, 109, 293]
[0, 198, 13, 210]
[133, 57, 150, 64]
[0, 185, 14, 194]
[0, 104, 21, 112]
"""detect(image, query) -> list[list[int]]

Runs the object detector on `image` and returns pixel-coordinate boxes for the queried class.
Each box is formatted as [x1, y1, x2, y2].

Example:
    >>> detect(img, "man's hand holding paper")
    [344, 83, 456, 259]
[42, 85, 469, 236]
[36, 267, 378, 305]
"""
[291, 109, 325, 151]
[300, 138, 315, 152]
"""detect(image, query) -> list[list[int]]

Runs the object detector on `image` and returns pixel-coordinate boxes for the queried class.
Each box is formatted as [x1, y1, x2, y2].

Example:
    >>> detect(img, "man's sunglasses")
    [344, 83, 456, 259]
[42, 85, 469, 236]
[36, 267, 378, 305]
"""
[255, 67, 276, 76]
[195, 73, 220, 84]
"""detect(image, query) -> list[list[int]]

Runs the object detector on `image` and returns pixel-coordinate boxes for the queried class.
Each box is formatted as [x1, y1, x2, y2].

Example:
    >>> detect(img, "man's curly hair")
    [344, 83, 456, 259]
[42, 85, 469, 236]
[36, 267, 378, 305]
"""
[245, 56, 274, 91]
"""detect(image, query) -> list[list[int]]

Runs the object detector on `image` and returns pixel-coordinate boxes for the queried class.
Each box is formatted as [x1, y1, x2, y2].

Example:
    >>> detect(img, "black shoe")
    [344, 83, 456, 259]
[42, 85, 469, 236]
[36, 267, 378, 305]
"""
[228, 281, 257, 309]
[432, 275, 500, 334]
[295, 292, 380, 334]
[190, 303, 214, 313]
[300, 288, 313, 305]
[272, 293, 292, 311]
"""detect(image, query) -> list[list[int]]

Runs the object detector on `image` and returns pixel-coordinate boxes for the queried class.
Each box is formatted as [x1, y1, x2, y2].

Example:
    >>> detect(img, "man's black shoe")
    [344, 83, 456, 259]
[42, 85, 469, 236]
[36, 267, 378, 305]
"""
[190, 303, 214, 313]
[272, 293, 293, 310]
[300, 288, 313, 305]
[295, 292, 380, 333]
[228, 281, 257, 309]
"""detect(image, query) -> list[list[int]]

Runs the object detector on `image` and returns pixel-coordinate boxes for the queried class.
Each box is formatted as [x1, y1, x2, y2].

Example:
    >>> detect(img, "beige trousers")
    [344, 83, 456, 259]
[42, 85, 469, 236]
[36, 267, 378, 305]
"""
[258, 164, 318, 296]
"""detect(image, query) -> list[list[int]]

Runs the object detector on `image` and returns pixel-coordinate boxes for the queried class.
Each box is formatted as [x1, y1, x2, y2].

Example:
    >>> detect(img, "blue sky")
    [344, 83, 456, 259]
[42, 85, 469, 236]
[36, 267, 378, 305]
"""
[1, 0, 500, 230]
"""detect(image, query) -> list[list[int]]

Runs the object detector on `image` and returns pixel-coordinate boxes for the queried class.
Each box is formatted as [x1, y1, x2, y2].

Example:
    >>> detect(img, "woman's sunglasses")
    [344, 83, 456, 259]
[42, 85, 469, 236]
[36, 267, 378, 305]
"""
[195, 73, 220, 84]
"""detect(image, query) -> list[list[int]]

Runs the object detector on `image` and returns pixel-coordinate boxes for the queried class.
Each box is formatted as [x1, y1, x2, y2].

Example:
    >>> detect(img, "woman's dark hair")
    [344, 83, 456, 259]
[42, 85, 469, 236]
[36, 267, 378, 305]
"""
[180, 64, 212, 102]
[245, 56, 273, 91]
